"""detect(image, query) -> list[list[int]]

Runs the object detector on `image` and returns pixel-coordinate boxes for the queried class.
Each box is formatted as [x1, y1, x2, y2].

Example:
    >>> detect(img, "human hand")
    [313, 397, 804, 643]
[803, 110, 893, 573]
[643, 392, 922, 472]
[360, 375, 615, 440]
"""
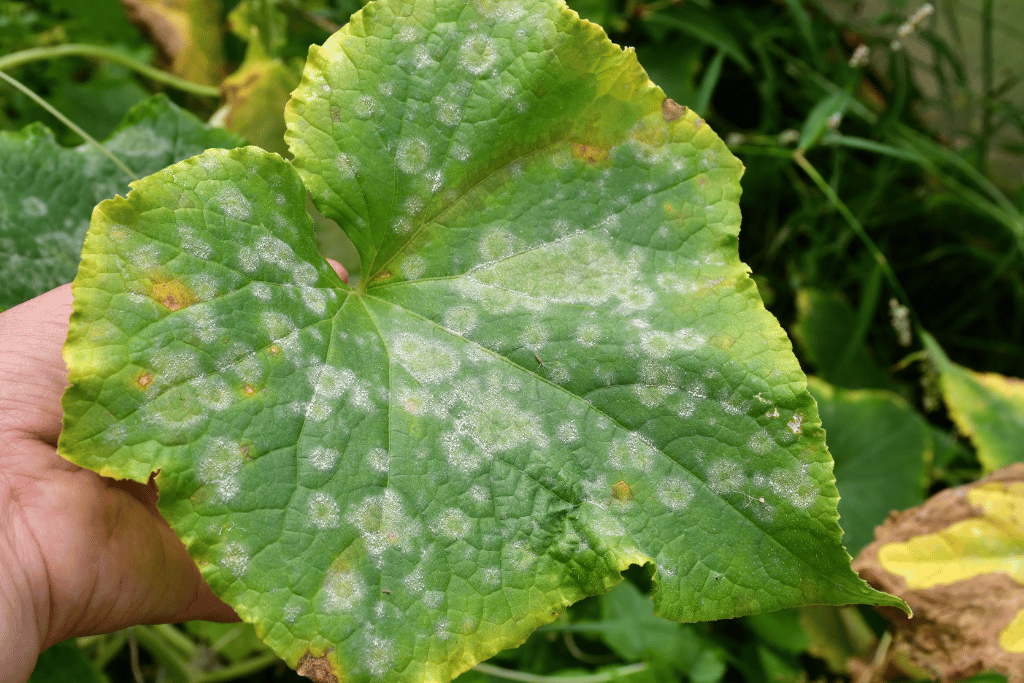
[0, 261, 347, 682]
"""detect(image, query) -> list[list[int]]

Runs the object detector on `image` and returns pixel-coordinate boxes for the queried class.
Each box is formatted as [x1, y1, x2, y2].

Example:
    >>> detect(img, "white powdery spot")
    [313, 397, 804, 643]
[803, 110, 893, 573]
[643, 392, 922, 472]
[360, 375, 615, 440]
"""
[706, 460, 746, 496]
[434, 508, 471, 540]
[470, 485, 489, 502]
[221, 542, 249, 576]
[443, 306, 478, 336]
[519, 322, 549, 351]
[197, 437, 245, 501]
[21, 196, 47, 217]
[294, 262, 318, 286]
[256, 235, 298, 270]
[323, 568, 365, 612]
[555, 422, 579, 443]
[404, 566, 425, 593]
[607, 432, 658, 473]
[149, 348, 201, 386]
[452, 143, 471, 162]
[192, 374, 234, 411]
[308, 446, 340, 471]
[188, 306, 220, 344]
[401, 254, 426, 280]
[454, 389, 547, 455]
[396, 138, 430, 174]
[658, 478, 695, 511]
[238, 247, 259, 272]
[747, 430, 773, 455]
[354, 94, 377, 119]
[392, 333, 460, 385]
[367, 447, 390, 473]
[310, 364, 355, 399]
[217, 186, 253, 222]
[459, 35, 497, 75]
[298, 286, 328, 316]
[262, 311, 295, 340]
[309, 491, 340, 529]
[769, 468, 817, 509]
[347, 489, 422, 556]
[443, 433, 483, 475]
[335, 152, 357, 179]
[639, 330, 674, 358]
[179, 225, 212, 259]
[434, 96, 461, 127]
[478, 227, 514, 262]
[423, 590, 444, 608]
[435, 618, 451, 640]
[575, 323, 601, 346]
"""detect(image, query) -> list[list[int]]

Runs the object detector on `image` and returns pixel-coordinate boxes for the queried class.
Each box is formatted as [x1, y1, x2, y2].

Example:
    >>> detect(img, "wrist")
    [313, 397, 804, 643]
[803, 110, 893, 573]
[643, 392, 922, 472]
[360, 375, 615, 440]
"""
[0, 474, 46, 683]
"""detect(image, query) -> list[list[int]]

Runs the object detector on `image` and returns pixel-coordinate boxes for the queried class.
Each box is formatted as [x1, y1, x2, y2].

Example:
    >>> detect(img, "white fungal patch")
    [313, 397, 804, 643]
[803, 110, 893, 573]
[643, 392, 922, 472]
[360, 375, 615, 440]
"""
[323, 568, 366, 612]
[454, 390, 547, 454]
[507, 540, 537, 571]
[747, 430, 773, 455]
[308, 446, 340, 471]
[404, 566, 425, 592]
[367, 447, 390, 473]
[221, 542, 249, 576]
[470, 485, 488, 502]
[575, 323, 601, 346]
[434, 96, 460, 126]
[397, 138, 430, 174]
[392, 333, 460, 385]
[452, 143, 471, 162]
[262, 311, 295, 340]
[335, 153, 356, 179]
[478, 228, 514, 261]
[197, 437, 245, 502]
[423, 590, 444, 608]
[238, 247, 259, 272]
[21, 196, 47, 217]
[354, 94, 377, 119]
[192, 374, 233, 411]
[442, 433, 483, 474]
[442, 306, 478, 336]
[769, 468, 817, 509]
[298, 286, 328, 316]
[216, 186, 253, 221]
[459, 35, 497, 75]
[179, 226, 211, 259]
[706, 460, 746, 496]
[519, 322, 548, 351]
[658, 478, 695, 511]
[435, 618, 451, 640]
[555, 422, 579, 443]
[640, 330, 674, 358]
[397, 25, 418, 42]
[347, 489, 422, 556]
[149, 348, 201, 386]
[607, 433, 658, 473]
[434, 508, 471, 540]
[188, 306, 220, 344]
[309, 491, 340, 529]
[310, 364, 355, 399]
[401, 254, 426, 279]
[256, 235, 297, 270]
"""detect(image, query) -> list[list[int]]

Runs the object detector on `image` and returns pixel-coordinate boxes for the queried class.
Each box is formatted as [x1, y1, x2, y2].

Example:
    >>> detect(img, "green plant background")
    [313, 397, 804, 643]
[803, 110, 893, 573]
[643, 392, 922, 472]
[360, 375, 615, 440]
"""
[2, 0, 1021, 682]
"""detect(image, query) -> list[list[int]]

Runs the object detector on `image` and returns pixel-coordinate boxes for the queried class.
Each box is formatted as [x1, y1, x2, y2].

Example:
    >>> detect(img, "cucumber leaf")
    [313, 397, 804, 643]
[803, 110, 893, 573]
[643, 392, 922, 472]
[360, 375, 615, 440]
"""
[60, 2, 904, 682]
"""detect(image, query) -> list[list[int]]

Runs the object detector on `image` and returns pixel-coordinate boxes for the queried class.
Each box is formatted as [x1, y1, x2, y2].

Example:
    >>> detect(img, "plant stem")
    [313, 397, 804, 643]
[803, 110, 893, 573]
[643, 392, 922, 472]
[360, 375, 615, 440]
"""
[152, 623, 200, 661]
[0, 70, 138, 180]
[0, 44, 221, 98]
[132, 625, 196, 683]
[197, 652, 282, 683]
[790, 150, 920, 331]
[472, 662, 648, 682]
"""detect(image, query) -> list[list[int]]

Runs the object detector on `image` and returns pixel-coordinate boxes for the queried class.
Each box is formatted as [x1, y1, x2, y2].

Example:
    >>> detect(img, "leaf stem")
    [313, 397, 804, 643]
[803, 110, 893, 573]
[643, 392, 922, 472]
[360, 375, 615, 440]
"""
[132, 625, 196, 683]
[0, 70, 138, 181]
[197, 652, 282, 683]
[0, 43, 221, 98]
[472, 662, 648, 682]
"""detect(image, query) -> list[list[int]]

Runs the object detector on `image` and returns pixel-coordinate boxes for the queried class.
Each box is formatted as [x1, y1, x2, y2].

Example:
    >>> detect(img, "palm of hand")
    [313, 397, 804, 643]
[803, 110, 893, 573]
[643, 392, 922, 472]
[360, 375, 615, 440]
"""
[0, 284, 236, 682]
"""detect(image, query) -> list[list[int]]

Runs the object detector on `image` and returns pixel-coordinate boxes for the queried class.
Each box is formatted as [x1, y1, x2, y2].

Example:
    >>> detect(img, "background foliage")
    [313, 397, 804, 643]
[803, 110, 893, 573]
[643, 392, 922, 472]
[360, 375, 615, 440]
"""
[2, 0, 1022, 681]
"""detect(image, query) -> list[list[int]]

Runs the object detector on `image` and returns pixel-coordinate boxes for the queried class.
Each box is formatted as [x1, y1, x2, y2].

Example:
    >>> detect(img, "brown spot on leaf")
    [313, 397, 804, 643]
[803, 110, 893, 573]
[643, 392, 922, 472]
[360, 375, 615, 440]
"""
[570, 143, 608, 165]
[269, 345, 281, 357]
[296, 651, 338, 683]
[151, 280, 197, 312]
[135, 372, 153, 389]
[611, 480, 633, 502]
[244, 384, 256, 396]
[370, 270, 392, 284]
[662, 98, 686, 122]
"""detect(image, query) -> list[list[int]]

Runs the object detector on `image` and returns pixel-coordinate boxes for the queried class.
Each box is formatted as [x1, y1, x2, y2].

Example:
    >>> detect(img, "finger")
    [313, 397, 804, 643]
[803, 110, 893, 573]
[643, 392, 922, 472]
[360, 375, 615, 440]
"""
[326, 258, 349, 284]
[0, 284, 73, 444]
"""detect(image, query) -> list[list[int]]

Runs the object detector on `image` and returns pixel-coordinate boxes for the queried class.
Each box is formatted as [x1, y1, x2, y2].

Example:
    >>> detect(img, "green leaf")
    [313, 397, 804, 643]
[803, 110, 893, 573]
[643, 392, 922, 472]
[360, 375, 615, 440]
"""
[60, 2, 904, 682]
[790, 287, 890, 390]
[0, 94, 244, 309]
[808, 377, 930, 556]
[29, 640, 104, 683]
[923, 332, 1024, 473]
